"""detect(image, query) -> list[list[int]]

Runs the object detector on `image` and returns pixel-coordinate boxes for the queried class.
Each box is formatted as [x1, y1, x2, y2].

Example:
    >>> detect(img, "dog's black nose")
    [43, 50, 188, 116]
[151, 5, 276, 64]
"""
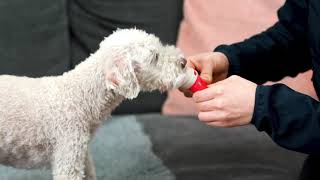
[180, 58, 187, 68]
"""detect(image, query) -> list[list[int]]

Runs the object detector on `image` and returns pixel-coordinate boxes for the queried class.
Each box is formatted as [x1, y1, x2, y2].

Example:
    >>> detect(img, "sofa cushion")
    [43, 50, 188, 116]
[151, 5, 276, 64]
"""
[0, 0, 70, 77]
[139, 114, 306, 180]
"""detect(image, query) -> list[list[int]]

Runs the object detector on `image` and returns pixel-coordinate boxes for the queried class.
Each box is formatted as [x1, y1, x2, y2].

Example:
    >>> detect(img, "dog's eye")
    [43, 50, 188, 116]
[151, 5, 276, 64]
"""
[179, 58, 187, 69]
[180, 62, 184, 69]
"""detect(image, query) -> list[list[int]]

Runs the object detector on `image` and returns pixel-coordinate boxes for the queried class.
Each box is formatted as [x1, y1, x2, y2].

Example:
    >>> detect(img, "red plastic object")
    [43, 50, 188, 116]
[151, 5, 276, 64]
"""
[179, 68, 209, 92]
[189, 75, 208, 93]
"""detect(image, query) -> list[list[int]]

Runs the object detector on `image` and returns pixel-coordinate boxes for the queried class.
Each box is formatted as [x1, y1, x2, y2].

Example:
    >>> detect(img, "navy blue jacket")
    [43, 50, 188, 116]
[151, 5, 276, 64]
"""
[214, 0, 320, 154]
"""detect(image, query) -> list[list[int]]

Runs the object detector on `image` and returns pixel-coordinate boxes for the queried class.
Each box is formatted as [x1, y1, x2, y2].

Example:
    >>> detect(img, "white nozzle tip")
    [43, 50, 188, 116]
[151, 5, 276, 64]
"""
[175, 67, 198, 89]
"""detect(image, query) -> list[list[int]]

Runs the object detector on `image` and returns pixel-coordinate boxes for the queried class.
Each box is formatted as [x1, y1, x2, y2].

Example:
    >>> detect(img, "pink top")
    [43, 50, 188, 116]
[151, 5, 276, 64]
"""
[177, 0, 283, 56]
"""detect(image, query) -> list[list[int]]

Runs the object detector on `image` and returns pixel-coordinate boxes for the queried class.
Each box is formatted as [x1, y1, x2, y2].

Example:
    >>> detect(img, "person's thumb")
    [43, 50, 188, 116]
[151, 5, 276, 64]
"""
[200, 64, 214, 84]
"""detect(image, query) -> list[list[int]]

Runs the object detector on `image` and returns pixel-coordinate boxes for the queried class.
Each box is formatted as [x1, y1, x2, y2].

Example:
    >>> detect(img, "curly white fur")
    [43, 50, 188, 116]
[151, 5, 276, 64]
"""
[0, 29, 185, 180]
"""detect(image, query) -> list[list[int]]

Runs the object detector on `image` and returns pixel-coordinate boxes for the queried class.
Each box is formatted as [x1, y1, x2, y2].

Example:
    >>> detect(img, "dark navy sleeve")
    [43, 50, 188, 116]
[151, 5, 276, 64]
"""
[214, 0, 320, 154]
[214, 0, 311, 84]
[253, 84, 320, 154]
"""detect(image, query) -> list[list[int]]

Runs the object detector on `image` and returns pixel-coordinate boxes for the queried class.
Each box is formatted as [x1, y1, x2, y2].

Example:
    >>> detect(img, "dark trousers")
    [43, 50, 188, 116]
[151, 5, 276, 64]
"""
[300, 155, 320, 180]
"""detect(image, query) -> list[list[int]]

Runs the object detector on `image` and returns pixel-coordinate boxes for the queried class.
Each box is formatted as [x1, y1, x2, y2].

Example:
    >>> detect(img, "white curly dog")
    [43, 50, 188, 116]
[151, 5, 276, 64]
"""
[0, 29, 186, 180]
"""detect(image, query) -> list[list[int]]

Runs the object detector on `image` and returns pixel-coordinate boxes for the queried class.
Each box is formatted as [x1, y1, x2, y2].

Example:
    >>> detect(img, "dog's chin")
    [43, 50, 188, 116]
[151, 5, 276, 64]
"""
[153, 83, 173, 92]
[155, 85, 171, 92]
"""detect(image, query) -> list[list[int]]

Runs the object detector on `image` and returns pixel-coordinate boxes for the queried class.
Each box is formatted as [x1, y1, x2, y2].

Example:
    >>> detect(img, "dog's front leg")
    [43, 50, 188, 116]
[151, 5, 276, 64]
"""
[52, 136, 89, 180]
[84, 151, 96, 180]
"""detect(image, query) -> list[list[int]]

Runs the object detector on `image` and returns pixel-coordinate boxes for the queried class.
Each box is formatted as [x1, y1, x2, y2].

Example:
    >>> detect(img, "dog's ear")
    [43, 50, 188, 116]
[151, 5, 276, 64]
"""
[105, 53, 140, 99]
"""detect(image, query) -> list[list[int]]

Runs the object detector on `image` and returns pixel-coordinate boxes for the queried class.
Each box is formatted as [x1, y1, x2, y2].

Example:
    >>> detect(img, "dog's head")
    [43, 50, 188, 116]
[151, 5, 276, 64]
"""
[101, 29, 186, 99]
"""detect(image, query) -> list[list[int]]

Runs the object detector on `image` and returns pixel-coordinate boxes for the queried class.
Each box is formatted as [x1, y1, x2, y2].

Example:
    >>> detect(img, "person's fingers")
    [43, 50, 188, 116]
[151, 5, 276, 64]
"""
[196, 99, 216, 112]
[192, 84, 223, 103]
[206, 120, 245, 128]
[193, 89, 214, 103]
[199, 62, 214, 84]
[187, 55, 214, 84]
[206, 121, 232, 127]
[186, 56, 199, 70]
[193, 91, 211, 103]
[198, 111, 227, 122]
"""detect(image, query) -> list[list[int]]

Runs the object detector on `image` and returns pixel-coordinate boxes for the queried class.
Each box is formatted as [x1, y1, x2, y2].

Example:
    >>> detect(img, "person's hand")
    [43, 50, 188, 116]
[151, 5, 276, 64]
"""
[180, 52, 229, 97]
[193, 75, 257, 127]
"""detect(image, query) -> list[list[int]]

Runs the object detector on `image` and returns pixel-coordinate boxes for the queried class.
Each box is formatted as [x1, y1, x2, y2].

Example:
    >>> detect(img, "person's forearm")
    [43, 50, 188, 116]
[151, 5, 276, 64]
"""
[252, 84, 320, 154]
[214, 0, 311, 84]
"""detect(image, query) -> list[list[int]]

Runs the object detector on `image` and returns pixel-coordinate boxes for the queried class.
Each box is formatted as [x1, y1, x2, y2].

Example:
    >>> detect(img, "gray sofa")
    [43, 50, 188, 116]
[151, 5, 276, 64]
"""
[0, 0, 306, 179]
